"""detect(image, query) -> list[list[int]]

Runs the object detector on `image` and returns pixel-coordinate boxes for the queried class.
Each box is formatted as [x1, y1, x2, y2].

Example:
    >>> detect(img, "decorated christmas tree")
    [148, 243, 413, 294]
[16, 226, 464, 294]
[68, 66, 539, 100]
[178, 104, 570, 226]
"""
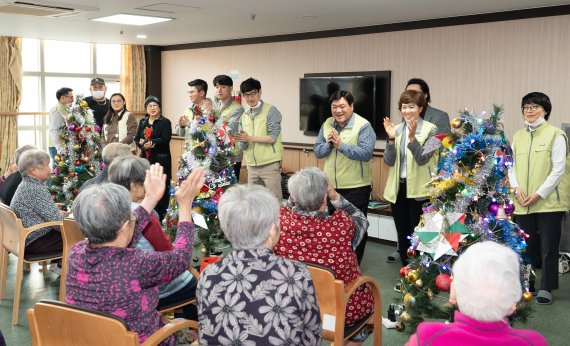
[394, 106, 532, 333]
[48, 95, 103, 204]
[164, 100, 237, 256]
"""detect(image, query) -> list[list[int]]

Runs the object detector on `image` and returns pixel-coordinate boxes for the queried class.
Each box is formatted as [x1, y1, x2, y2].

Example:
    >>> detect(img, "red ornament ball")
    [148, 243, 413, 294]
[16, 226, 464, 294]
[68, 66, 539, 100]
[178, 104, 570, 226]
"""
[407, 248, 416, 258]
[399, 266, 410, 277]
[436, 274, 452, 291]
[69, 172, 75, 178]
[75, 160, 81, 166]
[208, 115, 215, 122]
[85, 127, 91, 132]
[75, 127, 82, 133]
[72, 189, 78, 196]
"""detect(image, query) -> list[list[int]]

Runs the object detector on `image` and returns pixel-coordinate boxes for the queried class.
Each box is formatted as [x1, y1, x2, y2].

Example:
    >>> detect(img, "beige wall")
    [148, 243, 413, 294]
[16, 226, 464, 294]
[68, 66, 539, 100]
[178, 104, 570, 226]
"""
[162, 15, 570, 148]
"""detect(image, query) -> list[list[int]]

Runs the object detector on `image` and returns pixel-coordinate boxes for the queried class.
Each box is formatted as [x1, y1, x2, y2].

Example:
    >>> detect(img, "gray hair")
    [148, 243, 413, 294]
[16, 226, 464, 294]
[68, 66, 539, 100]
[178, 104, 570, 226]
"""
[72, 183, 132, 244]
[14, 145, 37, 165]
[18, 149, 50, 177]
[452, 241, 522, 322]
[102, 142, 132, 165]
[287, 167, 328, 211]
[218, 184, 280, 250]
[108, 156, 150, 190]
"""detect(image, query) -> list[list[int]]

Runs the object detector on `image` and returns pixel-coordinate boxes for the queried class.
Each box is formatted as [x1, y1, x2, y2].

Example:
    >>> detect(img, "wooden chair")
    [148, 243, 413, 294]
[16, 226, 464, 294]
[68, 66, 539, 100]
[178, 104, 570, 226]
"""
[306, 263, 382, 345]
[0, 203, 63, 325]
[59, 218, 86, 301]
[27, 299, 198, 346]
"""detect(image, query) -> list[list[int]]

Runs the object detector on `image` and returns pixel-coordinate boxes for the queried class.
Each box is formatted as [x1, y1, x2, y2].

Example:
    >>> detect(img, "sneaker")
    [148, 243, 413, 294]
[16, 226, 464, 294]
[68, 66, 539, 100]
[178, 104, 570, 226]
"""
[349, 324, 373, 342]
[393, 283, 403, 293]
[387, 251, 400, 263]
[49, 263, 61, 276]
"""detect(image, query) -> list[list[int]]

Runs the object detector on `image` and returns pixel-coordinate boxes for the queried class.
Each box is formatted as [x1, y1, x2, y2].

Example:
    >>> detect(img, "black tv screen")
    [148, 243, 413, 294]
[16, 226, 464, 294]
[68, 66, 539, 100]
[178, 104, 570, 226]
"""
[300, 71, 391, 139]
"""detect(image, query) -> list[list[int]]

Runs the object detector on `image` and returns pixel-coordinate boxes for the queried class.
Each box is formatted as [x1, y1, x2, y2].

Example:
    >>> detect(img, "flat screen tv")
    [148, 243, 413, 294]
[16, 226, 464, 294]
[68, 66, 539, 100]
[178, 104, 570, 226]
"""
[300, 71, 391, 140]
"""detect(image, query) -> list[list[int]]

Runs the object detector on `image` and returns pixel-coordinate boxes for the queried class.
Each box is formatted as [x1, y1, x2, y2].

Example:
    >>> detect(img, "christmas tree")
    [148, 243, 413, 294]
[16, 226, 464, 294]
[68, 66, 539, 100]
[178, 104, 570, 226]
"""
[394, 106, 532, 333]
[48, 95, 103, 204]
[164, 100, 237, 256]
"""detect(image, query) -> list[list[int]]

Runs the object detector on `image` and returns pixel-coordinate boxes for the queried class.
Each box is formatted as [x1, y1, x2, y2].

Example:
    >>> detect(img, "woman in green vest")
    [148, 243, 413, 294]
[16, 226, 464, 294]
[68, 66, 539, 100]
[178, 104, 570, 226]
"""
[383, 90, 438, 267]
[509, 92, 569, 305]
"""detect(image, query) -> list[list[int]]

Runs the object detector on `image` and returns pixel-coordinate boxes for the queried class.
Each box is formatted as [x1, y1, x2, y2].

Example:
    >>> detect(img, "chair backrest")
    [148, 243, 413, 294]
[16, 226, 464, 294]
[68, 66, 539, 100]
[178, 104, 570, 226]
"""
[59, 218, 86, 301]
[28, 300, 140, 346]
[0, 203, 24, 256]
[306, 263, 346, 340]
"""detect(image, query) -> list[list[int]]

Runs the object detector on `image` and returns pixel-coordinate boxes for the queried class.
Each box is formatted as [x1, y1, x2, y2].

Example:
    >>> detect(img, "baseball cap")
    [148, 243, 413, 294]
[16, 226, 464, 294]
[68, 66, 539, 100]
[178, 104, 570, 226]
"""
[90, 77, 106, 86]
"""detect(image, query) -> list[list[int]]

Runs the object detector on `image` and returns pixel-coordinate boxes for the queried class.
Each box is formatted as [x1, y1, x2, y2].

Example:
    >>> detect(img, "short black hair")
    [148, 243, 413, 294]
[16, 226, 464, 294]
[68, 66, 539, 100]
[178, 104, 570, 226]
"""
[406, 78, 431, 103]
[188, 79, 208, 95]
[240, 78, 262, 93]
[329, 90, 354, 106]
[213, 75, 233, 87]
[56, 87, 73, 101]
[521, 92, 552, 120]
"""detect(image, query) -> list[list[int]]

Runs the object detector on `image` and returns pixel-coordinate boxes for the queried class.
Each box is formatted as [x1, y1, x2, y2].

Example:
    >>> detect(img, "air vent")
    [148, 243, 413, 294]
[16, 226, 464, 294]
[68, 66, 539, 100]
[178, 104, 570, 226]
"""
[0, 1, 97, 17]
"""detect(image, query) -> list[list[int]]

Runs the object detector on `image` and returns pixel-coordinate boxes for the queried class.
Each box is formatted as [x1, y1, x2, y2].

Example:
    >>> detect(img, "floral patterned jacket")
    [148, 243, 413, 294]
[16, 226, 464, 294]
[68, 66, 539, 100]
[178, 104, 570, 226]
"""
[197, 247, 322, 345]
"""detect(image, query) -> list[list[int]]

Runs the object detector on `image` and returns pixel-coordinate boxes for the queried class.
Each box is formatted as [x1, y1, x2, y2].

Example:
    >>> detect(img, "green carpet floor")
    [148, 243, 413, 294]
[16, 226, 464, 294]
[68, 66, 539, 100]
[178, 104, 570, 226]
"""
[1, 241, 569, 345]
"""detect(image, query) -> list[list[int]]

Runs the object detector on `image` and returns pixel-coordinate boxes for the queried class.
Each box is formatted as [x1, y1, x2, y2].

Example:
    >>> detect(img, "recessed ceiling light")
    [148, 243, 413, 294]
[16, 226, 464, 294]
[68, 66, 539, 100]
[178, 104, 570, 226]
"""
[92, 14, 172, 26]
[136, 34, 147, 39]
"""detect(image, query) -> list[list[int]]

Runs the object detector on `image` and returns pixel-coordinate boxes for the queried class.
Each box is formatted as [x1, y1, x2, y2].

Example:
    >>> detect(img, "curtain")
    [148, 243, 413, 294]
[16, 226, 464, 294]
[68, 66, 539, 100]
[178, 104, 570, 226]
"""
[120, 45, 146, 114]
[0, 37, 22, 171]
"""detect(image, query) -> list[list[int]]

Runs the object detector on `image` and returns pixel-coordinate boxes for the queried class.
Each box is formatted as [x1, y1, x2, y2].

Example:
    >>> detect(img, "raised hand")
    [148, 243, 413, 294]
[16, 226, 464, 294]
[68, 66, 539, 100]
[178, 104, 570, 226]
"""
[383, 117, 396, 139]
[176, 168, 206, 222]
[140, 163, 166, 213]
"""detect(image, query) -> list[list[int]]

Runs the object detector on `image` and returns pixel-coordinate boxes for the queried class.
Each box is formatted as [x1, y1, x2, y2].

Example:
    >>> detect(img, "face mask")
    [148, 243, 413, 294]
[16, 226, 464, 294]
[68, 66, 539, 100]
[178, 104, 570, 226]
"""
[66, 102, 73, 108]
[92, 90, 105, 99]
[525, 117, 545, 128]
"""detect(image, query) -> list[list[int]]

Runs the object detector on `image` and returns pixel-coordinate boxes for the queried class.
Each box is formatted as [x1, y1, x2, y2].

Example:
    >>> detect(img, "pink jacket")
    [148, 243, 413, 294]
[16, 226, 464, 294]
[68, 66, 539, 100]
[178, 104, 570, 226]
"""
[406, 311, 547, 346]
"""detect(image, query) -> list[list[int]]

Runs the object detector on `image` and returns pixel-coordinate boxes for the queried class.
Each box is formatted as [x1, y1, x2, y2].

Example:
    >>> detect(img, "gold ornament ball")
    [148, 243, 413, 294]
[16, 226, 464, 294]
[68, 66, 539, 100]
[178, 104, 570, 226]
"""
[54, 155, 61, 162]
[80, 100, 88, 108]
[415, 279, 423, 288]
[427, 289, 434, 299]
[201, 247, 207, 254]
[403, 293, 413, 306]
[451, 117, 463, 129]
[73, 144, 81, 152]
[400, 311, 412, 323]
[522, 291, 533, 302]
[407, 269, 419, 282]
[58, 161, 65, 167]
[82, 156, 90, 163]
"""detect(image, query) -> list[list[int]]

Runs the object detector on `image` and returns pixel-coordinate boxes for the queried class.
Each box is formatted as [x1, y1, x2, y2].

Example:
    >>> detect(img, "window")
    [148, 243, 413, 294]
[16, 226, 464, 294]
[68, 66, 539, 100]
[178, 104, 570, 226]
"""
[19, 39, 121, 149]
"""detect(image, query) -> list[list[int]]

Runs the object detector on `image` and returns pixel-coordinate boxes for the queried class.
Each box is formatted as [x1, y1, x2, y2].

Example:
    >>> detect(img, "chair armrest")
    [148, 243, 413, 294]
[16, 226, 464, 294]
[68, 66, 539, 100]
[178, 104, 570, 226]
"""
[142, 318, 198, 346]
[21, 221, 63, 237]
[189, 267, 200, 280]
[344, 275, 380, 297]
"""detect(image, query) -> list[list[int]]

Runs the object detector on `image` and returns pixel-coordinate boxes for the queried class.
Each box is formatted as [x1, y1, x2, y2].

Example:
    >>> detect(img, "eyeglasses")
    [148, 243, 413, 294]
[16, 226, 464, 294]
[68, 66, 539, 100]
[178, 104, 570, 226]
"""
[242, 90, 259, 98]
[522, 105, 541, 112]
[146, 103, 159, 108]
[111, 99, 124, 103]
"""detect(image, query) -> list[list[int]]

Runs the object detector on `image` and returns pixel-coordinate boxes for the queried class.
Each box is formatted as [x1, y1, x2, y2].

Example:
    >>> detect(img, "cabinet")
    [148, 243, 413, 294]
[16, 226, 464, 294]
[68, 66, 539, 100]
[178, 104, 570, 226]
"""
[367, 213, 397, 242]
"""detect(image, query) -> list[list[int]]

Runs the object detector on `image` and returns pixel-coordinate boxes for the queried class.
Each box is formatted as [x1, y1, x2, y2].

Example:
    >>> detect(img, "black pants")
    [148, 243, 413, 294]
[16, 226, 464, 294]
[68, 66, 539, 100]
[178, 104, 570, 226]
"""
[157, 278, 198, 320]
[336, 185, 371, 265]
[234, 161, 242, 182]
[26, 229, 63, 254]
[390, 181, 425, 266]
[516, 212, 564, 291]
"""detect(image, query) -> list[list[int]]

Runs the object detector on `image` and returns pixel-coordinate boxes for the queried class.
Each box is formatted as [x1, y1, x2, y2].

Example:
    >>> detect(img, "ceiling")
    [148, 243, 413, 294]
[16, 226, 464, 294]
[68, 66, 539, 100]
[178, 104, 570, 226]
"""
[0, 0, 569, 46]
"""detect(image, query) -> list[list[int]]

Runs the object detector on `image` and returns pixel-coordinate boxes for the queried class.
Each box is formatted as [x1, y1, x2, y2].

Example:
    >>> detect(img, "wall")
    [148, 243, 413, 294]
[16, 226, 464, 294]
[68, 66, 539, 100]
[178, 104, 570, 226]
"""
[162, 15, 570, 149]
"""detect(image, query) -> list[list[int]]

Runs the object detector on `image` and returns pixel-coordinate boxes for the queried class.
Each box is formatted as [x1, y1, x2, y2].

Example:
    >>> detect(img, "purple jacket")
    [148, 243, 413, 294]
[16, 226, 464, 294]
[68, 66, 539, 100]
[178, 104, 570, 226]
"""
[65, 206, 195, 345]
[406, 311, 547, 346]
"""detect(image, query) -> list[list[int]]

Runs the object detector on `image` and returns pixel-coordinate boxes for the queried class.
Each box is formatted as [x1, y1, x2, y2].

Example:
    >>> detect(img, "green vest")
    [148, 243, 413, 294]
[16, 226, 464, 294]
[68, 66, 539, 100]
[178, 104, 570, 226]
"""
[383, 121, 438, 203]
[241, 102, 283, 166]
[322, 113, 372, 189]
[512, 122, 570, 214]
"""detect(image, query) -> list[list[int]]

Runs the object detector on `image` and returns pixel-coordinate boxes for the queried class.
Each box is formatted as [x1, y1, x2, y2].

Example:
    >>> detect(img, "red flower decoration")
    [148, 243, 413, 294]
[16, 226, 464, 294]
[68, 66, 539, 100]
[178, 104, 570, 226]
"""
[144, 127, 153, 159]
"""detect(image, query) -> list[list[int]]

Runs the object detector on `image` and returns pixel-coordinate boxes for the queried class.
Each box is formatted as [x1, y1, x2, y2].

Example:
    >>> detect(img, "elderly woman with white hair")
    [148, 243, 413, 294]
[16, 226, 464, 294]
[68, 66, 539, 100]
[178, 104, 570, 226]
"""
[65, 164, 205, 346]
[275, 167, 374, 343]
[406, 242, 547, 346]
[197, 184, 322, 345]
[10, 149, 68, 256]
[108, 156, 196, 319]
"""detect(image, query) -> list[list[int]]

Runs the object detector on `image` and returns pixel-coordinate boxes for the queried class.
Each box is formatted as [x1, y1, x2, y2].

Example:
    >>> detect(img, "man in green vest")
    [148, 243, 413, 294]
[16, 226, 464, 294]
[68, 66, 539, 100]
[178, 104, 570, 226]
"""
[235, 77, 283, 200]
[177, 79, 209, 136]
[213, 74, 245, 181]
[314, 90, 376, 263]
[49, 87, 73, 164]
